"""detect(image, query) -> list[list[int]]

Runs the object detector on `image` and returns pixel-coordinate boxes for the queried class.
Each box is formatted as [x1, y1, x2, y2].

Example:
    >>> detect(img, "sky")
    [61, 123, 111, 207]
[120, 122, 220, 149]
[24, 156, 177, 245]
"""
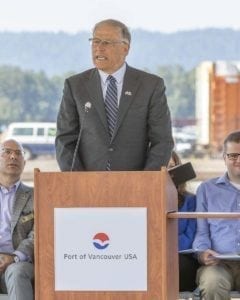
[1, 0, 240, 33]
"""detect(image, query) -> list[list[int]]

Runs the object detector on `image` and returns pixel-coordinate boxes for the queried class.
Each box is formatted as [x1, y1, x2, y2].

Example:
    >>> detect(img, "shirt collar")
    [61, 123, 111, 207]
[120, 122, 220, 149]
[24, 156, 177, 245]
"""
[98, 63, 126, 85]
[216, 172, 239, 191]
[216, 172, 240, 190]
[0, 180, 20, 193]
[215, 173, 228, 185]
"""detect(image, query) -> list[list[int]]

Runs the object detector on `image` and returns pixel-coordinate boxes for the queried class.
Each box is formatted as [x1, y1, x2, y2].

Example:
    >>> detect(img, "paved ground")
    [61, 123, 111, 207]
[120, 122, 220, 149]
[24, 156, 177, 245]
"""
[22, 155, 226, 187]
[22, 155, 60, 181]
[188, 156, 225, 180]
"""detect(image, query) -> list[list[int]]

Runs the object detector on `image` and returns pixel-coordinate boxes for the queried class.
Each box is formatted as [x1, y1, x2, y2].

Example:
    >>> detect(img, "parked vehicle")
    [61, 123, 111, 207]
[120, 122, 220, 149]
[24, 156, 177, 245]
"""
[2, 122, 56, 160]
[174, 137, 194, 158]
[173, 128, 196, 158]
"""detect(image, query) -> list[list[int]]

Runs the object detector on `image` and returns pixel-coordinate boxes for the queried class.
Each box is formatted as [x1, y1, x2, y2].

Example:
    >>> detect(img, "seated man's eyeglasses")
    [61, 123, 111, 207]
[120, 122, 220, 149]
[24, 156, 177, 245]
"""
[225, 153, 240, 161]
[88, 38, 128, 47]
[0, 147, 25, 157]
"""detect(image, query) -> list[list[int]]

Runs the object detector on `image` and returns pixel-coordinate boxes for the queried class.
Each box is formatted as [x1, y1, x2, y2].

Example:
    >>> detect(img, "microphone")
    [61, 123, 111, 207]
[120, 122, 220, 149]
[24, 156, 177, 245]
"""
[70, 102, 92, 171]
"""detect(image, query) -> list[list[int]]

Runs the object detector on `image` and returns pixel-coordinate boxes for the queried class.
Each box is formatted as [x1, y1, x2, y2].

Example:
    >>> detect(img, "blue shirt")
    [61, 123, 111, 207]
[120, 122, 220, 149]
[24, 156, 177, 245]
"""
[178, 194, 197, 251]
[193, 173, 240, 254]
[0, 182, 18, 253]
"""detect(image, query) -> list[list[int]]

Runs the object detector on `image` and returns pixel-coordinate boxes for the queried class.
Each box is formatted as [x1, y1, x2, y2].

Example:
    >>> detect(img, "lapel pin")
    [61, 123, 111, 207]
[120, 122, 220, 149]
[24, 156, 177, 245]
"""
[125, 91, 132, 96]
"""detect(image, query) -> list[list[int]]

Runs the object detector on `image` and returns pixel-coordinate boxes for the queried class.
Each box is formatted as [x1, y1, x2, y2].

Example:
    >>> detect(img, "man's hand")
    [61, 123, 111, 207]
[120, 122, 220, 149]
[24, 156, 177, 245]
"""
[198, 249, 220, 266]
[0, 254, 15, 273]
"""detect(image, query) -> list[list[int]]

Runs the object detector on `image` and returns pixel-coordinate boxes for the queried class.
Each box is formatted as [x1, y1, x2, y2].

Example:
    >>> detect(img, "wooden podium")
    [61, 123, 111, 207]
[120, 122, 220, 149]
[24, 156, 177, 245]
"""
[34, 169, 178, 300]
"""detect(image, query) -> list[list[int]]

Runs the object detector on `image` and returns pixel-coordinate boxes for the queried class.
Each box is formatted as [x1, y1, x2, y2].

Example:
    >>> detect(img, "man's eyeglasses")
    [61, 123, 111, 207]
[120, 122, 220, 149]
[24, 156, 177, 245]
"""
[0, 147, 25, 158]
[225, 153, 240, 161]
[88, 38, 128, 48]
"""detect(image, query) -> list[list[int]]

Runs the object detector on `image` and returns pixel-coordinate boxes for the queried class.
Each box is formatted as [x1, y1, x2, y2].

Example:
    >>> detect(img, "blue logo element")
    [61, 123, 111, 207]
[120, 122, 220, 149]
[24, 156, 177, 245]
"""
[93, 232, 110, 250]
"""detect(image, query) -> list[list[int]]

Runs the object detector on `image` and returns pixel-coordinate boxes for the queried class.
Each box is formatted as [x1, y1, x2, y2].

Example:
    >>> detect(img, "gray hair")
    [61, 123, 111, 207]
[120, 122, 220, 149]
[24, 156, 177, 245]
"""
[0, 139, 24, 152]
[93, 19, 131, 44]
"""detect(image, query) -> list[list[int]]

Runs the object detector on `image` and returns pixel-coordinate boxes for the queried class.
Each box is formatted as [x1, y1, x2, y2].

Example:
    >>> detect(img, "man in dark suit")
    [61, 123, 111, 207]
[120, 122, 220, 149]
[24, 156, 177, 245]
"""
[0, 139, 34, 300]
[56, 19, 174, 171]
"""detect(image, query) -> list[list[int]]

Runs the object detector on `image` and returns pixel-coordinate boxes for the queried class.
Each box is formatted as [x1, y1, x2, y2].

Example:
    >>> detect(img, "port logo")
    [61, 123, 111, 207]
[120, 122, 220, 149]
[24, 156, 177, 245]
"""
[93, 232, 110, 250]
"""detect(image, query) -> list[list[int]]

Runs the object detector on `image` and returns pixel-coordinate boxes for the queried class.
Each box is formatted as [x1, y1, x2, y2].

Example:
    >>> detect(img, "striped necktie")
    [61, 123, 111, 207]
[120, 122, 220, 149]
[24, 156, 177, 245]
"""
[105, 75, 118, 138]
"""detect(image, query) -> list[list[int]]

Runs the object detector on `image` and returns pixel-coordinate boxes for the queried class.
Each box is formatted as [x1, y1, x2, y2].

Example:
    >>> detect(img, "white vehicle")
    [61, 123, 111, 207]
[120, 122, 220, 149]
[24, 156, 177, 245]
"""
[3, 122, 56, 160]
[174, 137, 193, 157]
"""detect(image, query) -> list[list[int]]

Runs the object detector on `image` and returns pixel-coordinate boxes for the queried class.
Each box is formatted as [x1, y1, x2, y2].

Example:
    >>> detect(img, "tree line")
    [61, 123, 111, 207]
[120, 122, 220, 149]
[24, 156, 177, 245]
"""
[1, 29, 240, 76]
[0, 65, 195, 130]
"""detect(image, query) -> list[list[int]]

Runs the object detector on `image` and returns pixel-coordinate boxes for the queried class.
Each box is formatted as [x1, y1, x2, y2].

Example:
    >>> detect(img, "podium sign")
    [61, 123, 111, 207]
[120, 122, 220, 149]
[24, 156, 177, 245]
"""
[54, 207, 147, 291]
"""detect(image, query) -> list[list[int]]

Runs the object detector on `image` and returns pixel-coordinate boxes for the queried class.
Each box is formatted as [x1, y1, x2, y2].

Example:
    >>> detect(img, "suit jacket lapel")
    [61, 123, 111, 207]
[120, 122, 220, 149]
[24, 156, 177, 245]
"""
[11, 183, 29, 233]
[85, 69, 109, 132]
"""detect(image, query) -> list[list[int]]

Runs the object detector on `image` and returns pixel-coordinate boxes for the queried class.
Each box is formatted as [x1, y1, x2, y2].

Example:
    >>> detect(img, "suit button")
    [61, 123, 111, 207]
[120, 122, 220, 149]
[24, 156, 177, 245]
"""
[108, 147, 114, 152]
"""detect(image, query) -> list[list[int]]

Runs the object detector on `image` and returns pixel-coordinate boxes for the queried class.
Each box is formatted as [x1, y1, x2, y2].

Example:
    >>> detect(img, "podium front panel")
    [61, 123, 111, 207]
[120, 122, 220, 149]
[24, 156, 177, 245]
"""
[34, 170, 178, 300]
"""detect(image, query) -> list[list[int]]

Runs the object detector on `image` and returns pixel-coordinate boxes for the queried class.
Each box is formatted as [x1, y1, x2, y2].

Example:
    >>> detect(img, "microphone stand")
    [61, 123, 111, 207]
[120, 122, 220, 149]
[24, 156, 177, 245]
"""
[70, 102, 91, 171]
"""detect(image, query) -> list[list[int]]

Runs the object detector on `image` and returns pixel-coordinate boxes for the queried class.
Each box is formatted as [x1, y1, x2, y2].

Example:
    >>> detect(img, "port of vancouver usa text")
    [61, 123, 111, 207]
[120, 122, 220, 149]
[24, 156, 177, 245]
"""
[64, 253, 138, 260]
